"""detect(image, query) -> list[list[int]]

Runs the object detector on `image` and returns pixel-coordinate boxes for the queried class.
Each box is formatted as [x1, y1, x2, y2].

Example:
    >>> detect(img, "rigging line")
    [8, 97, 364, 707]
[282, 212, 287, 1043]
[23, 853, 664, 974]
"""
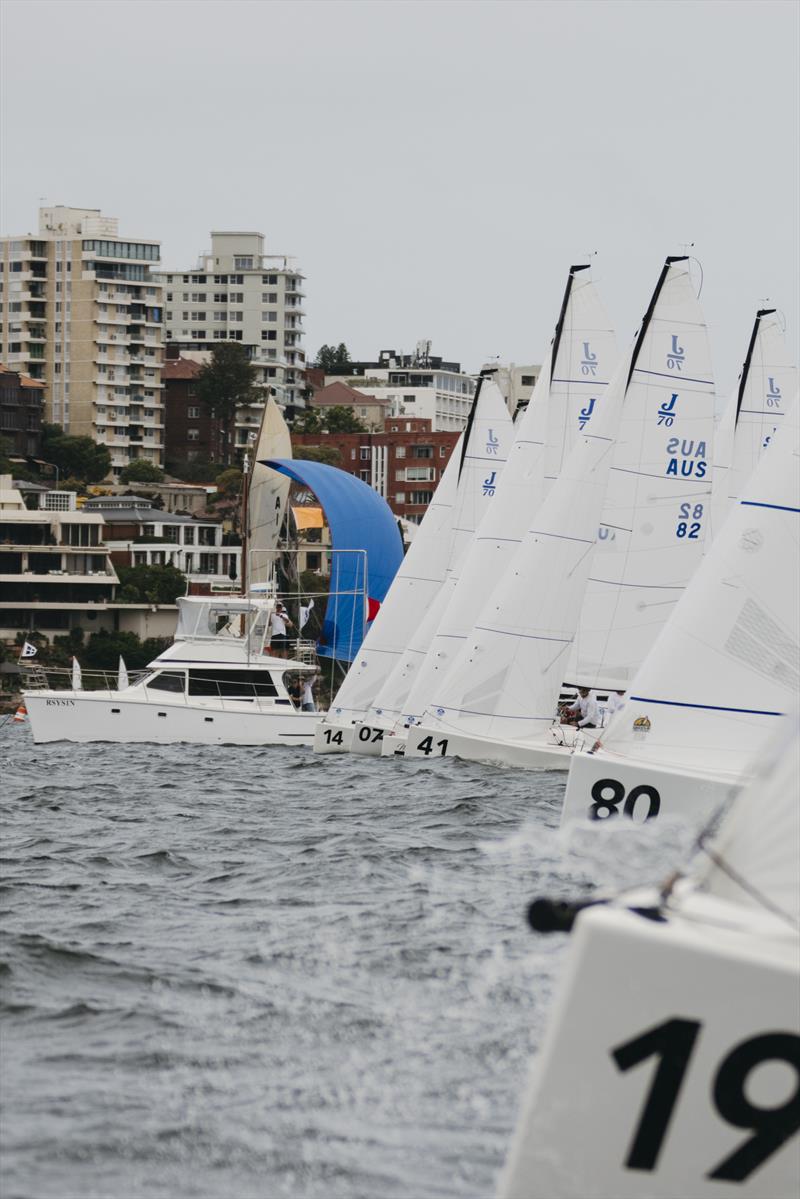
[694, 839, 800, 931]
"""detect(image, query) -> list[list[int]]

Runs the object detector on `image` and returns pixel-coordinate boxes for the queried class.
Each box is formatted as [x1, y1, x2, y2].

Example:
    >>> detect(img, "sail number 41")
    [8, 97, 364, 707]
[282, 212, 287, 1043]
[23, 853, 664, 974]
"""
[613, 1017, 800, 1181]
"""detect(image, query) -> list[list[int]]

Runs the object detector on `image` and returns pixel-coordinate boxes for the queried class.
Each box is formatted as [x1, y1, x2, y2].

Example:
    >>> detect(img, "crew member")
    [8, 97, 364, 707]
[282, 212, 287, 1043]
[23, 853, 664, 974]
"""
[269, 602, 294, 658]
[564, 687, 599, 729]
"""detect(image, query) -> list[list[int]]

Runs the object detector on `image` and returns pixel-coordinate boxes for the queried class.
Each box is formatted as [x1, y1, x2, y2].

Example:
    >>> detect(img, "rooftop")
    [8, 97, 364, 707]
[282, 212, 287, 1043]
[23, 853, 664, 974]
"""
[310, 381, 389, 408]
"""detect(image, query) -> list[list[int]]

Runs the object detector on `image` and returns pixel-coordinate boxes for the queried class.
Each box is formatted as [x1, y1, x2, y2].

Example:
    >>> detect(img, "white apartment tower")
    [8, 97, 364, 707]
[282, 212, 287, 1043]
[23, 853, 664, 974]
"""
[0, 206, 165, 477]
[157, 232, 306, 452]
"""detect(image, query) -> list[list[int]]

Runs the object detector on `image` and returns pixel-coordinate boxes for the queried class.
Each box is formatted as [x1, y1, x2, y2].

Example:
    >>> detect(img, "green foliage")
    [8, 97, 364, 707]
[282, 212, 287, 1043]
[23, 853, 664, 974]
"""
[120, 460, 165, 483]
[114, 563, 186, 604]
[291, 407, 323, 433]
[81, 629, 171, 672]
[323, 406, 367, 433]
[0, 434, 37, 481]
[292, 445, 341, 466]
[195, 345, 261, 461]
[314, 343, 351, 371]
[41, 423, 111, 483]
[214, 468, 243, 497]
[165, 458, 220, 483]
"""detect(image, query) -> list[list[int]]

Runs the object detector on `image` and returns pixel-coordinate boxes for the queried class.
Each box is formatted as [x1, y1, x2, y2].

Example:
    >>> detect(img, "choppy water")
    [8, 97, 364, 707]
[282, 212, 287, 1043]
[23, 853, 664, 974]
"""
[0, 726, 703, 1199]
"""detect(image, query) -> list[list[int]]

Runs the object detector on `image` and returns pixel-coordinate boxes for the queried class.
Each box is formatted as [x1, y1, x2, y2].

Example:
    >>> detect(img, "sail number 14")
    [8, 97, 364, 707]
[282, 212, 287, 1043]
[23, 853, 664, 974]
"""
[612, 1018, 800, 1182]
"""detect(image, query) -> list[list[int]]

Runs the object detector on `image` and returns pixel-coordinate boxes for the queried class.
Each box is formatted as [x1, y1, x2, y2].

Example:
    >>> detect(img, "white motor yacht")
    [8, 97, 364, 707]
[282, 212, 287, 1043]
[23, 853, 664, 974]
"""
[23, 595, 322, 746]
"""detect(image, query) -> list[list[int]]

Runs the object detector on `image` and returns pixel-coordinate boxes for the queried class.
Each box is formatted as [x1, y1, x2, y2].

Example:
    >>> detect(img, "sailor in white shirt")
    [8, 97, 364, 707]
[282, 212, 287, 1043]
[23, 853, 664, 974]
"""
[565, 687, 600, 728]
[605, 690, 626, 720]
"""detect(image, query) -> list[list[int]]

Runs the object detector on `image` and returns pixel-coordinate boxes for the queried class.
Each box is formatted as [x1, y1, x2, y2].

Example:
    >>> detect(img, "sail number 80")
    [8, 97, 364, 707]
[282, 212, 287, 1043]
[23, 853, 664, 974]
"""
[589, 778, 661, 821]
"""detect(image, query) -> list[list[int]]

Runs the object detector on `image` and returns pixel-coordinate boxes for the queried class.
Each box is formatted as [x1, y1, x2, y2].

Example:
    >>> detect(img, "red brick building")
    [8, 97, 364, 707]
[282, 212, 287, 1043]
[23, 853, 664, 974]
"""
[0, 365, 46, 461]
[293, 417, 459, 522]
[163, 357, 230, 468]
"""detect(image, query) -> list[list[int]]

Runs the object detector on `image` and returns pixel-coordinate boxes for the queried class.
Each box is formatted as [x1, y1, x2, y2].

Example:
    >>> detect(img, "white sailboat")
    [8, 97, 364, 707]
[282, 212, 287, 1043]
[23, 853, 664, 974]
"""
[388, 267, 616, 752]
[498, 714, 800, 1199]
[710, 309, 797, 542]
[348, 374, 515, 756]
[405, 256, 712, 769]
[246, 394, 293, 586]
[312, 425, 464, 754]
[561, 389, 800, 825]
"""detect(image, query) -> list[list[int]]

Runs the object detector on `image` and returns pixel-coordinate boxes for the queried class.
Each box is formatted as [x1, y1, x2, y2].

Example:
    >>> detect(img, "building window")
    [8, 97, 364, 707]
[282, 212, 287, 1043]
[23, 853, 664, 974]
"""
[359, 469, 370, 481]
[395, 446, 405, 458]
[261, 331, 277, 341]
[350, 449, 356, 460]
[228, 292, 244, 303]
[440, 445, 447, 457]
[359, 447, 370, 460]
[262, 292, 277, 303]
[234, 257, 253, 270]
[191, 293, 206, 303]
[521, 374, 536, 386]
[409, 490, 433, 505]
[261, 311, 276, 321]
[187, 428, 200, 441]
[187, 406, 200, 418]
[395, 492, 406, 504]
[263, 274, 277, 284]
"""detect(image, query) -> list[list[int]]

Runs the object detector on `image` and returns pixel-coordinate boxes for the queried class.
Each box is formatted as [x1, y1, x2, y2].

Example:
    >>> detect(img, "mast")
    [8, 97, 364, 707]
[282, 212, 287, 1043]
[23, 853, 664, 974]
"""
[458, 373, 484, 479]
[240, 449, 251, 597]
[550, 263, 591, 379]
[735, 308, 777, 427]
[626, 254, 688, 390]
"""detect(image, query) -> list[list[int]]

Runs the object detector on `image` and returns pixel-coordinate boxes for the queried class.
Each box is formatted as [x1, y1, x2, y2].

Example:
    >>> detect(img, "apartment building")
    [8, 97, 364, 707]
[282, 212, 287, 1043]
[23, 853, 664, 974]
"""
[0, 206, 165, 478]
[325, 343, 476, 431]
[293, 418, 460, 522]
[156, 231, 306, 456]
[0, 366, 45, 460]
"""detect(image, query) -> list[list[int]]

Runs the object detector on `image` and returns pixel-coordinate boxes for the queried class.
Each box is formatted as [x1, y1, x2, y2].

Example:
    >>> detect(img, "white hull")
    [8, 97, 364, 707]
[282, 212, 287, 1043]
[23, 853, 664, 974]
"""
[312, 721, 356, 754]
[348, 721, 390, 756]
[499, 894, 799, 1199]
[561, 749, 742, 827]
[402, 724, 578, 770]
[24, 689, 318, 746]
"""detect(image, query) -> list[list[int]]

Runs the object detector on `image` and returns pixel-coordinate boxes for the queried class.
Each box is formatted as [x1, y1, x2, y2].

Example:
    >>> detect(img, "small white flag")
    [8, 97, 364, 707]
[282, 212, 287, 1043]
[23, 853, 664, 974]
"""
[117, 655, 129, 691]
[299, 598, 315, 630]
[20, 640, 37, 659]
[71, 656, 83, 691]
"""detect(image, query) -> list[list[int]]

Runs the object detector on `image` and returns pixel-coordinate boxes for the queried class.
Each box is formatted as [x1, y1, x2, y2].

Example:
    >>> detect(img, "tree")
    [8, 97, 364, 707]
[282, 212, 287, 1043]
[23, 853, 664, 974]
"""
[323, 406, 367, 433]
[315, 343, 352, 371]
[293, 445, 341, 466]
[120, 459, 165, 483]
[195, 344, 261, 465]
[164, 458, 219, 483]
[291, 407, 323, 434]
[214, 467, 243, 498]
[114, 563, 186, 604]
[82, 629, 171, 672]
[41, 423, 112, 483]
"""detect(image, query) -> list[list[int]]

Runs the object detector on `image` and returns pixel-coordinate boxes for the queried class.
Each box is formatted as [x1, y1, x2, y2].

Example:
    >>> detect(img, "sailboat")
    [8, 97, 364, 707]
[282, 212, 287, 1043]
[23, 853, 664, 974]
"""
[497, 714, 800, 1199]
[561, 389, 800, 825]
[347, 374, 516, 756]
[245, 393, 292, 586]
[404, 257, 714, 769]
[710, 309, 797, 542]
[386, 266, 616, 754]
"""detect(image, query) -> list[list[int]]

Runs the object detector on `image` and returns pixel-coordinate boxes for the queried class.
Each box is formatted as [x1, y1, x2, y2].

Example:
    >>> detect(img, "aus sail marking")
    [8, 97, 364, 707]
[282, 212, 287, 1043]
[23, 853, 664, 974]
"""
[657, 393, 678, 427]
[665, 437, 707, 478]
[666, 335, 685, 371]
[581, 342, 598, 376]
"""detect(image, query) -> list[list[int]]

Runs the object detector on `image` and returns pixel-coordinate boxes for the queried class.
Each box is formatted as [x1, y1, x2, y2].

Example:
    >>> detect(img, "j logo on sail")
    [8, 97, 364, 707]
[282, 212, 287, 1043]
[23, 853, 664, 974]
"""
[485, 429, 499, 455]
[578, 398, 596, 430]
[482, 471, 497, 496]
[667, 335, 685, 371]
[580, 342, 598, 376]
[766, 377, 782, 407]
[657, 393, 679, 426]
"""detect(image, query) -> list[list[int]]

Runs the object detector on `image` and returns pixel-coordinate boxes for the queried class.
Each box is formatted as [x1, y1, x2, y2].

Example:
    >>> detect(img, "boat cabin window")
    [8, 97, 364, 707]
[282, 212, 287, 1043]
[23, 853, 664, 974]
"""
[147, 671, 186, 692]
[187, 669, 278, 698]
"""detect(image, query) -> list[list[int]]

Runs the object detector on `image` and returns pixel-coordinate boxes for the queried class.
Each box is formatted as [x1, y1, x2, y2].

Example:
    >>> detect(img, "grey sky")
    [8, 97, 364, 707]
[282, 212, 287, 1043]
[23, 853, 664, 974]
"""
[2, 0, 798, 394]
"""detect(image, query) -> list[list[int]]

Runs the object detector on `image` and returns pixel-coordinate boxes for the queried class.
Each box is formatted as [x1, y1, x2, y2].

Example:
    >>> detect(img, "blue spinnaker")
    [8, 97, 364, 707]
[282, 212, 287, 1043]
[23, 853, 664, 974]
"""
[262, 459, 404, 661]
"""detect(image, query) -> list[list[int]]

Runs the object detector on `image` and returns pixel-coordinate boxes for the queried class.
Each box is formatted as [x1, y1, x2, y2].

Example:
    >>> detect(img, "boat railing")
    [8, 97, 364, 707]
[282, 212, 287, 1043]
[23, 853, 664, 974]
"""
[20, 664, 147, 695]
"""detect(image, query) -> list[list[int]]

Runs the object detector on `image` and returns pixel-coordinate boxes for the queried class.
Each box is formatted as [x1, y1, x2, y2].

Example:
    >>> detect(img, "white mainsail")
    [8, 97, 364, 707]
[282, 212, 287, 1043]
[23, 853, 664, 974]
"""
[322, 429, 463, 726]
[590, 390, 800, 779]
[711, 308, 797, 539]
[695, 712, 800, 926]
[363, 377, 514, 730]
[247, 395, 292, 588]
[569, 257, 716, 690]
[399, 268, 616, 727]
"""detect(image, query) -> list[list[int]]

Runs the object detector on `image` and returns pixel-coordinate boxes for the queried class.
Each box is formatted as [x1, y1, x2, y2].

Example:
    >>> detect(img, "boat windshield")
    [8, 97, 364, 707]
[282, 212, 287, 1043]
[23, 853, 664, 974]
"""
[174, 597, 271, 649]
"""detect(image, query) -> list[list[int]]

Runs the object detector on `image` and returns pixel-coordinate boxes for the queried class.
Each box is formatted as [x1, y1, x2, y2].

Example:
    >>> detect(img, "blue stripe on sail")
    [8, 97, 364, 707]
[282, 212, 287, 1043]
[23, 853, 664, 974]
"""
[740, 501, 800, 513]
[633, 368, 714, 385]
[629, 696, 783, 717]
[474, 626, 572, 643]
[550, 378, 609, 386]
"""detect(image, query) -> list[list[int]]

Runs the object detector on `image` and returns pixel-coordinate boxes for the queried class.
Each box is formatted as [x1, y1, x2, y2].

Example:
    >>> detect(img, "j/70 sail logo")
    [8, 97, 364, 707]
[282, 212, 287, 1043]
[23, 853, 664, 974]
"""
[581, 342, 598, 376]
[578, 397, 596, 429]
[482, 471, 497, 496]
[657, 393, 678, 426]
[667, 335, 685, 371]
[766, 377, 782, 407]
[485, 429, 499, 455]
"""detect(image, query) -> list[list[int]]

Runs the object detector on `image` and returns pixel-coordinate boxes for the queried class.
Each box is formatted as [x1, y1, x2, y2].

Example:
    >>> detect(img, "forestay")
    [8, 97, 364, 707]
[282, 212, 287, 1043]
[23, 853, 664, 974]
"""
[711, 309, 797, 538]
[247, 395, 292, 586]
[695, 712, 800, 927]
[323, 430, 463, 724]
[570, 257, 716, 690]
[364, 377, 514, 727]
[399, 267, 616, 727]
[594, 391, 800, 778]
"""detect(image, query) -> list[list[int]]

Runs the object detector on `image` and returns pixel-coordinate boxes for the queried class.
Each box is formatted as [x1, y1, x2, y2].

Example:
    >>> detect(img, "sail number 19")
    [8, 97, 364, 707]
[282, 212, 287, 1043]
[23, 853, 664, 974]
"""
[612, 1017, 800, 1181]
